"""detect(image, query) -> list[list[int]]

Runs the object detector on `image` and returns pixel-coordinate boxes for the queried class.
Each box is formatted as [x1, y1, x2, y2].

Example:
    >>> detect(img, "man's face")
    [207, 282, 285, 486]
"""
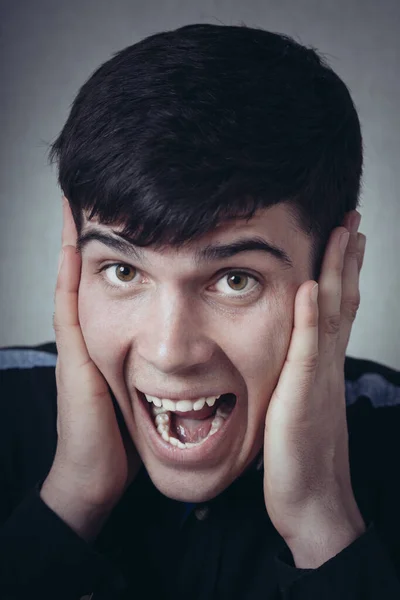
[77, 204, 312, 502]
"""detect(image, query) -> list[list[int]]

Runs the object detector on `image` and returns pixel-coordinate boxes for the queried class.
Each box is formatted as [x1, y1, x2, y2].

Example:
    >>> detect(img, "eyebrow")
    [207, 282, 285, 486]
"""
[77, 229, 293, 269]
[77, 230, 146, 263]
[197, 236, 293, 268]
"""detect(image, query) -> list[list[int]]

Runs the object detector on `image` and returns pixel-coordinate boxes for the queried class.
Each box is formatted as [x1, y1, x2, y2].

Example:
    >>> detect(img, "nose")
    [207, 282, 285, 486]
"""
[135, 291, 214, 374]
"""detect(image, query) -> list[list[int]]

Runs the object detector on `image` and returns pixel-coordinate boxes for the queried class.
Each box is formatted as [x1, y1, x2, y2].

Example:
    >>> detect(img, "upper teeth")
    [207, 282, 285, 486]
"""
[144, 394, 222, 412]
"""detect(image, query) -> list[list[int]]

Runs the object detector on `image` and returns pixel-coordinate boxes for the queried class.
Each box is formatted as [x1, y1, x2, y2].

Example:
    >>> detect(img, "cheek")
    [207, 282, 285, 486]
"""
[243, 293, 293, 381]
[77, 284, 130, 367]
[242, 292, 294, 425]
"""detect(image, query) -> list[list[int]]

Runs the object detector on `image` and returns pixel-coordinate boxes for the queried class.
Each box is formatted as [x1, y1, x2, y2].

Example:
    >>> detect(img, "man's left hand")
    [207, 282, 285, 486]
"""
[263, 210, 367, 568]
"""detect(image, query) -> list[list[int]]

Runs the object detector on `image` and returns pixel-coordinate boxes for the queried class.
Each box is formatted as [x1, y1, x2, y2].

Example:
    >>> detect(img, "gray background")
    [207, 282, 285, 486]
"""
[1, 0, 399, 369]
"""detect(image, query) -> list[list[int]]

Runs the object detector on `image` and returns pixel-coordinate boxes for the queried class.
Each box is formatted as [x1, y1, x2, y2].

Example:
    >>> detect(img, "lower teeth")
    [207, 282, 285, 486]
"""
[152, 404, 231, 449]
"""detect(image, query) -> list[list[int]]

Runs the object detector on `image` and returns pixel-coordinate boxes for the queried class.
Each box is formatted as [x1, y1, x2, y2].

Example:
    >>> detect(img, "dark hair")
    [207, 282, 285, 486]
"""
[48, 23, 363, 280]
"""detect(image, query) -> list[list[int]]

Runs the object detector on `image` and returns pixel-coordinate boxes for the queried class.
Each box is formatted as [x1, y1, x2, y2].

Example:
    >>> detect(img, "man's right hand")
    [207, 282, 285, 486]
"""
[40, 197, 142, 542]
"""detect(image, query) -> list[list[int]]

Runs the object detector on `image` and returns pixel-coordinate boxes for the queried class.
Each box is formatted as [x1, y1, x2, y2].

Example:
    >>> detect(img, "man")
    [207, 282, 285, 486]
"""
[1, 23, 400, 599]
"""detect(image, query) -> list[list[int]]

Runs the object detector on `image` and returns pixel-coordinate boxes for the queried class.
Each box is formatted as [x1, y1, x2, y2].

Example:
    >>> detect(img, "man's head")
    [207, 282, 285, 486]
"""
[49, 24, 363, 502]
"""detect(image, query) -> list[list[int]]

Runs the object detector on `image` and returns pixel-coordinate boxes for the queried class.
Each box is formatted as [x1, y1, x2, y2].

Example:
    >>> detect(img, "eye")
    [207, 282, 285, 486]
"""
[100, 263, 139, 286]
[214, 271, 260, 296]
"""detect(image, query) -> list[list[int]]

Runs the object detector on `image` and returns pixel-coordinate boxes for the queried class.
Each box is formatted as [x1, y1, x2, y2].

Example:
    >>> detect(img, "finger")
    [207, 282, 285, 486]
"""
[343, 210, 363, 270]
[342, 211, 365, 272]
[55, 199, 105, 397]
[54, 245, 89, 368]
[357, 233, 366, 271]
[270, 281, 319, 412]
[342, 210, 361, 234]
[338, 226, 361, 354]
[61, 196, 78, 248]
[54, 244, 105, 399]
[317, 227, 349, 358]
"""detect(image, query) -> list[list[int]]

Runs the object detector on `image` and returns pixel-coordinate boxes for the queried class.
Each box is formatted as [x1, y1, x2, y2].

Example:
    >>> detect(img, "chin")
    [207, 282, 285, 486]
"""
[143, 462, 239, 503]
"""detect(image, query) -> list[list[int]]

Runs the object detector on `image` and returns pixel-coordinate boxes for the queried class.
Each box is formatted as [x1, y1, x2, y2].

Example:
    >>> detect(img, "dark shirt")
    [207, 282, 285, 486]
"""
[1, 345, 400, 599]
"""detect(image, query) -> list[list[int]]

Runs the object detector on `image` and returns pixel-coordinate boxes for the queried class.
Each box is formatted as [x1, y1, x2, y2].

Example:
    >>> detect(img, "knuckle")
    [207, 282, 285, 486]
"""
[301, 352, 319, 373]
[53, 320, 66, 336]
[346, 246, 359, 260]
[343, 298, 360, 322]
[75, 355, 95, 371]
[323, 313, 341, 336]
[334, 261, 343, 276]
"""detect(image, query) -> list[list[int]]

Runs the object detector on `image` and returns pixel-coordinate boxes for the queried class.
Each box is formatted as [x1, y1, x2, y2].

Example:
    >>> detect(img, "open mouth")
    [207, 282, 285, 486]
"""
[138, 391, 237, 450]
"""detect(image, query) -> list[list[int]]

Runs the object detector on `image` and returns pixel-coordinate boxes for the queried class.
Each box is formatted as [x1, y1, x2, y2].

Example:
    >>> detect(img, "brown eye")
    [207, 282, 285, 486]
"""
[114, 264, 136, 282]
[213, 271, 260, 297]
[226, 273, 249, 291]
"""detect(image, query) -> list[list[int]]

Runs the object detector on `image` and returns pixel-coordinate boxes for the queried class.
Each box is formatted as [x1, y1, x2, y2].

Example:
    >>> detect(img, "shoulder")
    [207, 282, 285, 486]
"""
[0, 344, 58, 419]
[345, 356, 400, 492]
[345, 354, 400, 413]
[344, 357, 400, 554]
[0, 344, 58, 497]
[344, 354, 400, 445]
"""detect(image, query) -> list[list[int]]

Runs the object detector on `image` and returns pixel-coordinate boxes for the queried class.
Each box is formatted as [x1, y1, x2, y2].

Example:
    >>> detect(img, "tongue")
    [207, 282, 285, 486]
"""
[171, 397, 225, 444]
[173, 399, 221, 420]
[172, 413, 214, 444]
[170, 395, 235, 444]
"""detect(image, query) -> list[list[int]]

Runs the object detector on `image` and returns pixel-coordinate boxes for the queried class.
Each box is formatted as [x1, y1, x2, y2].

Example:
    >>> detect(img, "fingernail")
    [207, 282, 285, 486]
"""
[310, 283, 319, 304]
[57, 249, 64, 274]
[340, 231, 350, 254]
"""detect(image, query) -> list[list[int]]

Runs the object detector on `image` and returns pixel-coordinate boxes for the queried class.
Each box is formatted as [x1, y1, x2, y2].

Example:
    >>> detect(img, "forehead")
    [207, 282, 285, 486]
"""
[83, 203, 301, 241]
[80, 204, 310, 273]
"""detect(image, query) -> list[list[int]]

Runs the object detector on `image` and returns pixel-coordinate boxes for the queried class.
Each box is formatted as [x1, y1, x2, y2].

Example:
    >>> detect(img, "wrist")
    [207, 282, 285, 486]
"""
[286, 515, 366, 569]
[40, 477, 116, 543]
